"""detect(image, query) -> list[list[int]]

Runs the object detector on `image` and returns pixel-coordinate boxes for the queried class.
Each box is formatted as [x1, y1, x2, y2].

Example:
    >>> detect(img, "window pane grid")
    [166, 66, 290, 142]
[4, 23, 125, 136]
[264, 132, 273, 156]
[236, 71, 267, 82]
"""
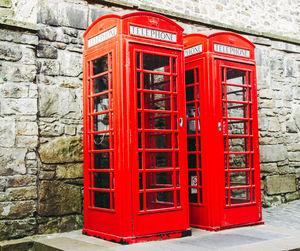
[88, 52, 115, 211]
[223, 67, 255, 207]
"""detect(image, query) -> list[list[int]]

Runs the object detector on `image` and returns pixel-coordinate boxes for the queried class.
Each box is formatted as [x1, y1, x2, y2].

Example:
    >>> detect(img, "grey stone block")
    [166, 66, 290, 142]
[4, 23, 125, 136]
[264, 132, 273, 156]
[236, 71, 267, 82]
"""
[265, 175, 297, 195]
[260, 145, 288, 163]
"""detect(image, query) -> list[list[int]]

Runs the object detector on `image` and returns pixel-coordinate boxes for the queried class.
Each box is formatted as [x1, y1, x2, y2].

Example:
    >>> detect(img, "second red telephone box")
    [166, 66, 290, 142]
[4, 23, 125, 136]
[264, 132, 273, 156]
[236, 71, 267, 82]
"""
[82, 11, 190, 244]
[183, 31, 263, 230]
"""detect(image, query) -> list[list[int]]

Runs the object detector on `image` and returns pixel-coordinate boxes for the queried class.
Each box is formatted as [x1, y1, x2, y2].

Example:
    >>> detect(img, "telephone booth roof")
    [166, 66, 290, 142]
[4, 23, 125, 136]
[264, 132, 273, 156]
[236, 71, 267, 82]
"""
[184, 30, 255, 60]
[84, 11, 184, 50]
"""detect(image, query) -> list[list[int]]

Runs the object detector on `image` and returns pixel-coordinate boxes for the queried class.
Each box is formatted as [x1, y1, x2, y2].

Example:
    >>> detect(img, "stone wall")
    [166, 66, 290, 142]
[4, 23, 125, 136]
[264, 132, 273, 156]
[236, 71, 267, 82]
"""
[0, 0, 299, 241]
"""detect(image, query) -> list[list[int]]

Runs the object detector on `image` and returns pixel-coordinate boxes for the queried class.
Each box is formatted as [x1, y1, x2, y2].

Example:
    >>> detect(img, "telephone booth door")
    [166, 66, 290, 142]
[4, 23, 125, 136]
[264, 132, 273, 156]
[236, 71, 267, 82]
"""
[130, 43, 189, 237]
[83, 11, 190, 244]
[184, 31, 263, 230]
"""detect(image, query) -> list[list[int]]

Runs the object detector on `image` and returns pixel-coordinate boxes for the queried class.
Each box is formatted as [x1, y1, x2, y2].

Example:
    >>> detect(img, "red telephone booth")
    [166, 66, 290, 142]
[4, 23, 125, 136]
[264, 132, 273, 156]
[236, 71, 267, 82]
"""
[82, 11, 190, 244]
[183, 31, 263, 230]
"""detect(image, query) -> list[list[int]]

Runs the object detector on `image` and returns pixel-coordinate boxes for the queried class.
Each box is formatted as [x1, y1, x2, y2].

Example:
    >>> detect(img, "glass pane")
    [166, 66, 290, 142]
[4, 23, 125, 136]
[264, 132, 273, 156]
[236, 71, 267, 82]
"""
[187, 137, 196, 151]
[93, 113, 109, 132]
[186, 86, 194, 101]
[146, 172, 174, 189]
[145, 152, 172, 169]
[137, 72, 141, 89]
[93, 55, 108, 75]
[144, 112, 171, 130]
[228, 137, 248, 152]
[144, 73, 170, 91]
[230, 171, 250, 187]
[140, 193, 144, 211]
[94, 133, 109, 150]
[185, 70, 194, 85]
[144, 93, 171, 110]
[146, 191, 174, 210]
[94, 152, 109, 169]
[227, 103, 248, 118]
[226, 85, 248, 102]
[93, 94, 109, 113]
[145, 132, 172, 149]
[227, 120, 248, 135]
[94, 191, 110, 209]
[189, 188, 197, 203]
[230, 188, 251, 204]
[136, 52, 140, 69]
[226, 69, 247, 85]
[229, 154, 250, 169]
[188, 171, 197, 186]
[188, 154, 196, 169]
[143, 53, 170, 72]
[93, 74, 108, 94]
[94, 172, 110, 188]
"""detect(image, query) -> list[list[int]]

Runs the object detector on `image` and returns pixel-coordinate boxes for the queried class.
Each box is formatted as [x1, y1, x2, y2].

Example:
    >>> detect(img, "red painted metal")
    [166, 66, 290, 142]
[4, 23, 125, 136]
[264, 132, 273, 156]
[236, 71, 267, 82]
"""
[83, 11, 190, 244]
[183, 31, 263, 230]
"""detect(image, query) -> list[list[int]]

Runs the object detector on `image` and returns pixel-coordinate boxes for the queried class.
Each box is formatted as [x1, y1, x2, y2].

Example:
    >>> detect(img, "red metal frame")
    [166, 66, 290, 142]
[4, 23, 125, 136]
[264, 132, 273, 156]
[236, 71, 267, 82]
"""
[184, 31, 263, 231]
[83, 11, 190, 244]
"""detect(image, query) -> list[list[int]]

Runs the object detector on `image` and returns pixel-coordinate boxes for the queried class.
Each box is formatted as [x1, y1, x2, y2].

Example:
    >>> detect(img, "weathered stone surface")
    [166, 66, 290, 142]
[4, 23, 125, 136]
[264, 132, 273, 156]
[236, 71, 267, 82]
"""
[260, 163, 278, 174]
[265, 175, 297, 195]
[0, 218, 36, 241]
[288, 152, 300, 162]
[0, 30, 38, 45]
[38, 181, 82, 216]
[260, 145, 288, 163]
[288, 144, 300, 152]
[38, 85, 82, 119]
[56, 163, 83, 179]
[39, 136, 83, 164]
[38, 59, 60, 76]
[40, 121, 64, 137]
[6, 186, 37, 201]
[0, 42, 22, 61]
[59, 51, 82, 77]
[37, 215, 83, 234]
[294, 106, 300, 130]
[285, 191, 300, 202]
[7, 175, 36, 187]
[286, 119, 298, 133]
[0, 63, 36, 82]
[37, 2, 59, 26]
[39, 171, 55, 180]
[60, 4, 88, 29]
[0, 201, 35, 219]
[89, 7, 110, 23]
[37, 44, 58, 59]
[38, 26, 57, 41]
[0, 0, 12, 8]
[0, 118, 15, 147]
[0, 148, 26, 175]
[16, 122, 38, 136]
[65, 125, 76, 136]
[1, 98, 37, 115]
[16, 135, 38, 148]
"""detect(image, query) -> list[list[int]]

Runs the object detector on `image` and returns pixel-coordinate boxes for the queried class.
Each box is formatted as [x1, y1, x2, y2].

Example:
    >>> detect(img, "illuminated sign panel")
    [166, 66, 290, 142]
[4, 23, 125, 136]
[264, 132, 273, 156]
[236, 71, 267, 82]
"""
[184, 44, 203, 57]
[88, 27, 117, 47]
[214, 43, 250, 57]
[130, 25, 177, 42]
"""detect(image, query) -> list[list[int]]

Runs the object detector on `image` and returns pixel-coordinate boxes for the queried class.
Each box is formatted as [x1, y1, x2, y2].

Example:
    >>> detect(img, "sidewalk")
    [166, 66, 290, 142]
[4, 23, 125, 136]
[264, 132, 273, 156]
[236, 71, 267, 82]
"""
[1, 199, 300, 251]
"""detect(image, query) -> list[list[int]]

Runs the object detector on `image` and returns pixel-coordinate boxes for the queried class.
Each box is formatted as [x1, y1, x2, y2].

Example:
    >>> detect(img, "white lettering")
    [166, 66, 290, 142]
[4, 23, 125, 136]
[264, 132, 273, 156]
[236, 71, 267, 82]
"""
[130, 25, 177, 42]
[184, 44, 203, 57]
[214, 43, 250, 57]
[88, 26, 117, 47]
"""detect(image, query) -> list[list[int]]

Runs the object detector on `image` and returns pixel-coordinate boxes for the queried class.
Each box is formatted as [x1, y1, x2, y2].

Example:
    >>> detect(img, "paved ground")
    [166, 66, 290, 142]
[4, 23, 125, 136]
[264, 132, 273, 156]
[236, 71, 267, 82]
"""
[1, 200, 300, 250]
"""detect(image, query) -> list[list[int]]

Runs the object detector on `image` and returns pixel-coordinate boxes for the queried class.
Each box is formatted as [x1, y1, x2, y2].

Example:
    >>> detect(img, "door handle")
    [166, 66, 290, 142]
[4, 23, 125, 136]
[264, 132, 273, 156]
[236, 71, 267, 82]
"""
[218, 122, 222, 131]
[179, 118, 183, 127]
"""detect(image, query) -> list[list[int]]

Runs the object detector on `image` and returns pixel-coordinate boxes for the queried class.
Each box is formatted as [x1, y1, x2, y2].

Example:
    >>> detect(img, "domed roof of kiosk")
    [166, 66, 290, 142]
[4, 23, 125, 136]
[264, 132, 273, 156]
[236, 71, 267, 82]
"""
[84, 10, 183, 37]
[184, 30, 255, 47]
